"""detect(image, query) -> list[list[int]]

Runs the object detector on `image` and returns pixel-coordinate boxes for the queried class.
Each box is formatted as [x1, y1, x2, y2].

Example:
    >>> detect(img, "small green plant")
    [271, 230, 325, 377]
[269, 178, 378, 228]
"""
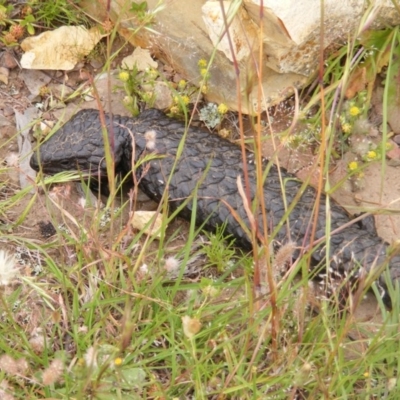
[130, 1, 149, 21]
[338, 91, 368, 138]
[118, 66, 159, 116]
[0, 0, 87, 45]
[201, 224, 237, 272]
[30, 0, 86, 28]
[199, 102, 229, 129]
[0, 2, 32, 44]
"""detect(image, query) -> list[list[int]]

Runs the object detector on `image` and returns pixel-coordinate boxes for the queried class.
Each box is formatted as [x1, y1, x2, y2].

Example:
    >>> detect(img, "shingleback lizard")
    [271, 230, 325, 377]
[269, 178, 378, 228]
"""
[30, 108, 400, 306]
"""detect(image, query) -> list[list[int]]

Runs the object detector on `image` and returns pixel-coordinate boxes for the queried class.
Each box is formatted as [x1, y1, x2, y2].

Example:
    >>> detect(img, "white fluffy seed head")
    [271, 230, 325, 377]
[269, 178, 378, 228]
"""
[84, 346, 98, 368]
[164, 257, 180, 273]
[42, 358, 64, 386]
[144, 130, 156, 142]
[146, 141, 156, 150]
[0, 250, 18, 286]
[145, 130, 157, 150]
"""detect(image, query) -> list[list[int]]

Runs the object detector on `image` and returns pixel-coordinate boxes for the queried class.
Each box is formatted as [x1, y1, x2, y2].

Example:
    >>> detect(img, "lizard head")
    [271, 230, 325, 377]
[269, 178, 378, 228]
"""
[30, 110, 130, 176]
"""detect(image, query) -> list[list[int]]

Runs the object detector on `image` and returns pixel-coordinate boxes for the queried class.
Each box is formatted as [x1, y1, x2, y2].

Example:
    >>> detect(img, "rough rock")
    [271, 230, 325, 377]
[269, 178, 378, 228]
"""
[81, 0, 400, 114]
[20, 26, 105, 70]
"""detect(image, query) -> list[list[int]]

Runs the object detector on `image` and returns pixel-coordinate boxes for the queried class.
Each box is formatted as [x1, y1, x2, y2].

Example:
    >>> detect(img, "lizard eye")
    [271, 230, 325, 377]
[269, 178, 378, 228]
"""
[58, 160, 70, 168]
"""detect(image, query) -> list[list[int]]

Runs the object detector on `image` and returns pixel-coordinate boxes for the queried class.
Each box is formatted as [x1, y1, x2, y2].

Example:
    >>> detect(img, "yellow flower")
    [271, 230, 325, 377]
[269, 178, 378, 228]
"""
[77, 358, 85, 367]
[114, 357, 123, 366]
[217, 103, 228, 115]
[349, 106, 361, 117]
[170, 105, 179, 114]
[174, 95, 189, 105]
[118, 71, 130, 82]
[341, 123, 352, 134]
[366, 150, 377, 160]
[200, 83, 208, 94]
[146, 68, 158, 80]
[178, 79, 186, 89]
[39, 86, 50, 97]
[198, 59, 207, 68]
[200, 68, 208, 77]
[348, 161, 358, 171]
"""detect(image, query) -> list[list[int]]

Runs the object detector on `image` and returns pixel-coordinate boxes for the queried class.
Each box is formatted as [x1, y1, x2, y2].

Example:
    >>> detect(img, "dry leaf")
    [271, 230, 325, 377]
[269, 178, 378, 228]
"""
[345, 66, 366, 99]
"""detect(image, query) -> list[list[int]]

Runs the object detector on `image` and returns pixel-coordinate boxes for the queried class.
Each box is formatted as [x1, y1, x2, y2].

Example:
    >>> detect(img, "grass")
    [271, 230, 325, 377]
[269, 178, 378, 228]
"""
[1, 1, 400, 399]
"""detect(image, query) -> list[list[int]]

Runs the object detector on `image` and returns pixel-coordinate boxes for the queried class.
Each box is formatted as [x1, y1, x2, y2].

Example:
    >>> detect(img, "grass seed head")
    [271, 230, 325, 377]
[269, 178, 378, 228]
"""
[0, 250, 18, 286]
[84, 346, 98, 369]
[42, 358, 64, 386]
[0, 355, 27, 376]
[0, 380, 15, 400]
[0, 355, 18, 375]
[29, 329, 46, 354]
[273, 241, 296, 272]
[164, 257, 180, 273]
[145, 129, 157, 150]
[182, 315, 202, 339]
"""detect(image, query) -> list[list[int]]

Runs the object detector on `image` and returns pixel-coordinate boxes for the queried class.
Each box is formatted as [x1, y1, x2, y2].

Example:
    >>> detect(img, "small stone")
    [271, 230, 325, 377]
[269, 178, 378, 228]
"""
[3, 106, 14, 117]
[387, 142, 400, 166]
[78, 69, 91, 81]
[38, 221, 57, 238]
[41, 111, 52, 120]
[27, 93, 41, 103]
[71, 61, 85, 71]
[90, 58, 104, 69]
[0, 51, 18, 69]
[20, 69, 52, 96]
[152, 81, 173, 110]
[0, 125, 16, 139]
[0, 113, 11, 128]
[0, 67, 9, 84]
[393, 135, 400, 145]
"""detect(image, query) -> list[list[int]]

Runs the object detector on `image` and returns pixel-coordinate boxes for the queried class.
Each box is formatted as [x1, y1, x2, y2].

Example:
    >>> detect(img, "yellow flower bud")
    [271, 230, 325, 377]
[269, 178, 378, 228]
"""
[349, 106, 361, 116]
[118, 71, 130, 82]
[217, 103, 228, 115]
[348, 161, 358, 171]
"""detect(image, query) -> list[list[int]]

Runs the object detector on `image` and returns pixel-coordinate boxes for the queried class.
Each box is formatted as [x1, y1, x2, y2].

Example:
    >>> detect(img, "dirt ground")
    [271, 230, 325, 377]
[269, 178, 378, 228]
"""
[0, 40, 399, 341]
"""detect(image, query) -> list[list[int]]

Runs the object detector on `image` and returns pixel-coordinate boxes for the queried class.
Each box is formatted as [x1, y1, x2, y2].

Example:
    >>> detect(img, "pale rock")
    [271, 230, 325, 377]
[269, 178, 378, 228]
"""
[20, 26, 105, 70]
[131, 211, 165, 238]
[202, 1, 259, 62]
[121, 47, 158, 71]
[152, 81, 173, 109]
[81, 0, 400, 113]
[15, 107, 38, 190]
[0, 67, 9, 85]
[20, 69, 53, 97]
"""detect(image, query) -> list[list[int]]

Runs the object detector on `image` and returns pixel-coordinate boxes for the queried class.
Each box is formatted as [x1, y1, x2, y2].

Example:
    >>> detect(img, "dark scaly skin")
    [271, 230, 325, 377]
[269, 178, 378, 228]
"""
[30, 109, 400, 304]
